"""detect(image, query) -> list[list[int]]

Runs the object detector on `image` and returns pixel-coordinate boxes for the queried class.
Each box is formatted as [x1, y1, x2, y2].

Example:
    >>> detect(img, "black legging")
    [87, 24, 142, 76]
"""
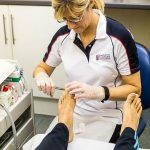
[35, 123, 138, 150]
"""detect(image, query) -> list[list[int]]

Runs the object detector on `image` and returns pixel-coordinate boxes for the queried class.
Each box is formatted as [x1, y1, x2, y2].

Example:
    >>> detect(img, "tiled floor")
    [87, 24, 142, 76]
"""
[35, 108, 150, 149]
[138, 108, 150, 149]
[34, 114, 55, 134]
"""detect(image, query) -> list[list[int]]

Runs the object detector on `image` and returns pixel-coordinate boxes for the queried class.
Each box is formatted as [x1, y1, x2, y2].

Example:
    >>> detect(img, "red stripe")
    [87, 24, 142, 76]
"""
[109, 35, 131, 74]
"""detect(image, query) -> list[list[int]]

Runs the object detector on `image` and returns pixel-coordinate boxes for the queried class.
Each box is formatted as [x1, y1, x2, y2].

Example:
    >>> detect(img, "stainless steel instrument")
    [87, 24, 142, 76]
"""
[55, 86, 65, 91]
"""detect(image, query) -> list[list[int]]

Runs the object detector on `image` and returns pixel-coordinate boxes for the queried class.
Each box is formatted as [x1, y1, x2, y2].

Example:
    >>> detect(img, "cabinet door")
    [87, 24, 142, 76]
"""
[9, 6, 69, 98]
[0, 5, 12, 59]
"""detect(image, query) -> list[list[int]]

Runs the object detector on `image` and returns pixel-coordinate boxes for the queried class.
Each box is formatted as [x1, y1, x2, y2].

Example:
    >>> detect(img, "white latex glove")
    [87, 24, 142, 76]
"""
[65, 81, 105, 100]
[35, 72, 55, 97]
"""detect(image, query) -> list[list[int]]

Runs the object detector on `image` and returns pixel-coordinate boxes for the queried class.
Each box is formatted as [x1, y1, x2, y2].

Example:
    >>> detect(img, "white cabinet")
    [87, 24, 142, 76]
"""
[0, 5, 12, 59]
[0, 5, 69, 99]
[0, 61, 34, 149]
[0, 91, 34, 150]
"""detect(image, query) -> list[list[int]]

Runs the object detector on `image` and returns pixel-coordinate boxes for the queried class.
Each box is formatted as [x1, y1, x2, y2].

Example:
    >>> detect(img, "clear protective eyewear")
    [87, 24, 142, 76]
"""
[57, 1, 89, 23]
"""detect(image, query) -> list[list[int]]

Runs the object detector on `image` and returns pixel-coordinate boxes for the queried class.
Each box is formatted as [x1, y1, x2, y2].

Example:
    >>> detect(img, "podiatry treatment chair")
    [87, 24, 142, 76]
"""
[136, 42, 150, 136]
[23, 42, 150, 150]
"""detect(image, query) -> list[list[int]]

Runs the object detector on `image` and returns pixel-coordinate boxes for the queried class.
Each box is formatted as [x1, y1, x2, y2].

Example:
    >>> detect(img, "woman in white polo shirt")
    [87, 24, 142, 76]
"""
[33, 0, 141, 143]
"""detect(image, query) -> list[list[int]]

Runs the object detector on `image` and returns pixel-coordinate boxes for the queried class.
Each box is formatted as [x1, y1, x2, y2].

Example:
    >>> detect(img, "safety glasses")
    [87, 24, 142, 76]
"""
[57, 0, 89, 23]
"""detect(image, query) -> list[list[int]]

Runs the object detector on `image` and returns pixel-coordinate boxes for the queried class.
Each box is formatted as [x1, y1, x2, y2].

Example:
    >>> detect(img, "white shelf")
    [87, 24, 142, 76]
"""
[0, 91, 32, 137]
[0, 60, 34, 149]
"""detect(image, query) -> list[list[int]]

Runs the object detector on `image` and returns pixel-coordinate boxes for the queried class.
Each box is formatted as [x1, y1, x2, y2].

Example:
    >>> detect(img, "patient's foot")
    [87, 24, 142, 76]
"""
[58, 90, 75, 142]
[121, 93, 142, 134]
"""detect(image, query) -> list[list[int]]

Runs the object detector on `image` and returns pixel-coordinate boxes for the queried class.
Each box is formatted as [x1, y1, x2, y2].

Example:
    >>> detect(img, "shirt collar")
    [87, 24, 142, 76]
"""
[69, 9, 107, 40]
[69, 29, 76, 40]
[95, 10, 107, 39]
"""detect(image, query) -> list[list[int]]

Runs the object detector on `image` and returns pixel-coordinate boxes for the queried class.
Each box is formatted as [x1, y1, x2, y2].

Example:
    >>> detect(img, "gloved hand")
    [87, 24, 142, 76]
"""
[65, 81, 105, 100]
[35, 72, 55, 97]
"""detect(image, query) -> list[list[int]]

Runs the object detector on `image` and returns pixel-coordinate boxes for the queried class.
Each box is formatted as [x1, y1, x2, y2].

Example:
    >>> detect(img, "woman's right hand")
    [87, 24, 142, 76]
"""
[35, 72, 55, 97]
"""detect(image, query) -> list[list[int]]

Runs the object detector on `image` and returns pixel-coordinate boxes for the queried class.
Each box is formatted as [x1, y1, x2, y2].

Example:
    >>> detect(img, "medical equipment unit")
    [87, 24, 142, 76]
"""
[0, 59, 34, 150]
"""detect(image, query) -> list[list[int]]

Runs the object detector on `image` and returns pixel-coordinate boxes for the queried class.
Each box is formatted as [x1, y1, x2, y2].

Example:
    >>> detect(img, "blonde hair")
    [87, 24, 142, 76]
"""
[52, 0, 105, 20]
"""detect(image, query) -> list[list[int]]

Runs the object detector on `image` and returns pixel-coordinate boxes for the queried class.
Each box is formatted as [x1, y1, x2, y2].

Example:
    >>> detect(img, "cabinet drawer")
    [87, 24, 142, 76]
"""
[0, 91, 32, 137]
[3, 118, 34, 150]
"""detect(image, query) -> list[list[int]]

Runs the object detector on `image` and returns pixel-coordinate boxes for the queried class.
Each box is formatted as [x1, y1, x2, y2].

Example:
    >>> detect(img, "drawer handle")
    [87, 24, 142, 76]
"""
[10, 14, 15, 45]
[3, 14, 7, 44]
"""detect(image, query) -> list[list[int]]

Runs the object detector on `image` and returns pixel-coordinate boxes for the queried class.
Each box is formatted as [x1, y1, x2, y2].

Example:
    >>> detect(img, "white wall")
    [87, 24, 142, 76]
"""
[105, 8, 150, 49]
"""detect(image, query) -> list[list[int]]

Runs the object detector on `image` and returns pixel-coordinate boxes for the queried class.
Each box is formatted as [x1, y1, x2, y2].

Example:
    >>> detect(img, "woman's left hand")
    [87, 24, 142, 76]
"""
[65, 81, 105, 100]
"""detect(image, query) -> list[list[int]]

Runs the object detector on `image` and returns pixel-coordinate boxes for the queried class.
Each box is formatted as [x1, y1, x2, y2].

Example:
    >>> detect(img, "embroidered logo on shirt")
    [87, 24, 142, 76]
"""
[96, 54, 110, 61]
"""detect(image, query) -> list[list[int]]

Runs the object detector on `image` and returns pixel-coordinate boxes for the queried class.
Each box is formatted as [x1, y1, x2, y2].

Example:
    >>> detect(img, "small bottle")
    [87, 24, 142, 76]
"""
[0, 90, 12, 108]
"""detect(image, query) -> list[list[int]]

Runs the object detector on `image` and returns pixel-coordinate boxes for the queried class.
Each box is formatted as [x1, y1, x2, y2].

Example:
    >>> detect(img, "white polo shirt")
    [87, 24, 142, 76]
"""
[43, 10, 139, 124]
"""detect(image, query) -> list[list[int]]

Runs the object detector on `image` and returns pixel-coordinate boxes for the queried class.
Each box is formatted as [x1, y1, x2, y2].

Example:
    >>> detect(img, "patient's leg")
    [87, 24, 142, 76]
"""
[35, 91, 75, 150]
[114, 93, 142, 150]
[58, 91, 75, 142]
[121, 93, 142, 134]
